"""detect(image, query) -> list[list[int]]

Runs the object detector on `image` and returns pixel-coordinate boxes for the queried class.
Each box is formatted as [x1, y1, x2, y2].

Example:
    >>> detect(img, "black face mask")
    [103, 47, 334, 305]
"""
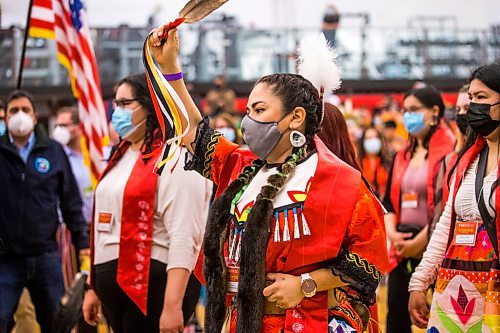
[456, 113, 469, 135]
[444, 108, 456, 121]
[466, 101, 500, 137]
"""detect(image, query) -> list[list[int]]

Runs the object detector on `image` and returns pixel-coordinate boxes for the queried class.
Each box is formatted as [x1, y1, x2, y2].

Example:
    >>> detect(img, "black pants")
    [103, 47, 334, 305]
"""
[94, 260, 200, 333]
[386, 258, 421, 333]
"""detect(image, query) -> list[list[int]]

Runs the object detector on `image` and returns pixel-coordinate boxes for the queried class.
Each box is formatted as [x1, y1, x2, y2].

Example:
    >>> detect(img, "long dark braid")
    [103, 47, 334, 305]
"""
[235, 147, 306, 333]
[204, 159, 265, 333]
[204, 73, 322, 333]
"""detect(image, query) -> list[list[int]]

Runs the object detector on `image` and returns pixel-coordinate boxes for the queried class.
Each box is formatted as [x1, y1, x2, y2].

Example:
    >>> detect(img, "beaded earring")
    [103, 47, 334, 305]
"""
[290, 130, 307, 148]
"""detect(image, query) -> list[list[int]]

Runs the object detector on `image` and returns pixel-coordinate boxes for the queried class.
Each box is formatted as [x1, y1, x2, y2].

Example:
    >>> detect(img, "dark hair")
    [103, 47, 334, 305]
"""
[318, 103, 360, 171]
[110, 73, 165, 161]
[469, 63, 500, 94]
[357, 126, 390, 167]
[256, 73, 322, 144]
[403, 85, 445, 157]
[57, 106, 80, 124]
[6, 90, 36, 112]
[448, 63, 500, 216]
[383, 120, 397, 129]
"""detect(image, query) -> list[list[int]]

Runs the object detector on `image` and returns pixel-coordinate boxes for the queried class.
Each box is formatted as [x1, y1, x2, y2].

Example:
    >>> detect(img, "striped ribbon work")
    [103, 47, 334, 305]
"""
[142, 18, 190, 173]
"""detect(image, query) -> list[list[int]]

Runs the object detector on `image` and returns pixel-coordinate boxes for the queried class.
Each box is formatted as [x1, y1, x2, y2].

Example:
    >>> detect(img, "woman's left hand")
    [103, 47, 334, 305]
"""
[159, 303, 184, 333]
[263, 273, 304, 309]
[394, 238, 422, 258]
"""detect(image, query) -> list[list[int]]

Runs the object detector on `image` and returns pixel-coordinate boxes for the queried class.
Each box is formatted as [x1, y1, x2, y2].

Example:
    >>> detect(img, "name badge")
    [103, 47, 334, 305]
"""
[227, 265, 240, 295]
[454, 221, 479, 246]
[401, 192, 418, 209]
[97, 211, 113, 232]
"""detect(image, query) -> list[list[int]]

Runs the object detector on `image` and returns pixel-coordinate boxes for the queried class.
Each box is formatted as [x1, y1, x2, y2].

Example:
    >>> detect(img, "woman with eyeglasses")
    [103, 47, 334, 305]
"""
[383, 85, 456, 332]
[408, 63, 500, 332]
[82, 74, 212, 333]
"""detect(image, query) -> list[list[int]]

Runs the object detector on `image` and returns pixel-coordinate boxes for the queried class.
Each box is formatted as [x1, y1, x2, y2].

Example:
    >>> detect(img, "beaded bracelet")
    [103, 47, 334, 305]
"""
[163, 72, 183, 81]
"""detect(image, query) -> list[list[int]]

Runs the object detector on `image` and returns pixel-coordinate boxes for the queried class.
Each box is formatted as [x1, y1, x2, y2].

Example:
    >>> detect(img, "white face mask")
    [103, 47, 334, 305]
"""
[363, 138, 382, 154]
[52, 126, 71, 145]
[8, 112, 35, 137]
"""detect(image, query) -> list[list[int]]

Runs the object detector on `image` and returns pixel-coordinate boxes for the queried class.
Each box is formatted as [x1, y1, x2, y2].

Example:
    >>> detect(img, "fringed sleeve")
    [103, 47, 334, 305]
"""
[185, 117, 241, 185]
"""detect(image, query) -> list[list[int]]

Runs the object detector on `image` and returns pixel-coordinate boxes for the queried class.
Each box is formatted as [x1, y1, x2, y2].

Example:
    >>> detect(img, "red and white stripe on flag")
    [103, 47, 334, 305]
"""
[29, 0, 109, 183]
[29, 0, 56, 39]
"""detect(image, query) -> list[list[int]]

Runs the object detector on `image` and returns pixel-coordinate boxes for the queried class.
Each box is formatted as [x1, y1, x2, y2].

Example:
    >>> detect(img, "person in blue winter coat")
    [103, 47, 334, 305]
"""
[0, 90, 89, 333]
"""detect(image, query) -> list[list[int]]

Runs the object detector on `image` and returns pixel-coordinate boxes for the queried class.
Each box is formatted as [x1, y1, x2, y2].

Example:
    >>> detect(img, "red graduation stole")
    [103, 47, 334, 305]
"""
[90, 140, 162, 315]
[389, 123, 455, 222]
[448, 137, 500, 250]
[442, 152, 459, 208]
[117, 145, 162, 315]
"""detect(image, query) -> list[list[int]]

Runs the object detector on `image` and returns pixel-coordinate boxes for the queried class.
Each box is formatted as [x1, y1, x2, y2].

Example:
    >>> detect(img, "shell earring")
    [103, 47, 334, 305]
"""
[290, 130, 306, 148]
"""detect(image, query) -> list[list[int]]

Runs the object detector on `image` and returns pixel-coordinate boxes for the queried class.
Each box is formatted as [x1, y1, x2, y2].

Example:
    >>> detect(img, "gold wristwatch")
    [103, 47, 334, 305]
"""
[300, 273, 317, 297]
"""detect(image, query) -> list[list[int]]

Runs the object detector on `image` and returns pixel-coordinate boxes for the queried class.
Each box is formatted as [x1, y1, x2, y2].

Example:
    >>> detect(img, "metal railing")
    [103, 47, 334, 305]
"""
[0, 23, 498, 88]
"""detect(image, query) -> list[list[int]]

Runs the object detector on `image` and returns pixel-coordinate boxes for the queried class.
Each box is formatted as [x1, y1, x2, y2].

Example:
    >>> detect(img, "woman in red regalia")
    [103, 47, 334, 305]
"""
[149, 28, 390, 333]
[383, 85, 456, 332]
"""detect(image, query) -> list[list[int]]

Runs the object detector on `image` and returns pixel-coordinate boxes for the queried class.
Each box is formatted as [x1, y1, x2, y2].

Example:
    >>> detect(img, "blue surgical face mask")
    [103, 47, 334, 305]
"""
[217, 126, 237, 143]
[111, 106, 143, 139]
[403, 112, 427, 135]
[0, 120, 5, 136]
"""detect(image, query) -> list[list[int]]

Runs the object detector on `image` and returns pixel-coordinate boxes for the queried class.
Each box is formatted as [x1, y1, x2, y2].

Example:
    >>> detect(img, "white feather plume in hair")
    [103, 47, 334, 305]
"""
[297, 33, 341, 93]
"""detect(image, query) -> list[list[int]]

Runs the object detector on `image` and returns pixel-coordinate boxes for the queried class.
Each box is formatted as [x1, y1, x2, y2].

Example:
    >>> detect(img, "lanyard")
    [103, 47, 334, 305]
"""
[475, 146, 498, 256]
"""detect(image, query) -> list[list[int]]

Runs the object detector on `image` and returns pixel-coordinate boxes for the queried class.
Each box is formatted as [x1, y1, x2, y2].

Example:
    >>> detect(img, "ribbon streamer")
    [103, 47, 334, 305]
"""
[142, 0, 230, 173]
[142, 20, 189, 173]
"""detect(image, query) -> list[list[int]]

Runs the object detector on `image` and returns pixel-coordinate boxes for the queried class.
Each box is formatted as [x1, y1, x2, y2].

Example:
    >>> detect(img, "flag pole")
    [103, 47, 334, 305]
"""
[17, 0, 35, 89]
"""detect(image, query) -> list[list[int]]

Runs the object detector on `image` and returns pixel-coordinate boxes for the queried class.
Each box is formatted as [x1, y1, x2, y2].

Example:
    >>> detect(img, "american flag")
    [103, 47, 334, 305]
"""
[29, 0, 109, 182]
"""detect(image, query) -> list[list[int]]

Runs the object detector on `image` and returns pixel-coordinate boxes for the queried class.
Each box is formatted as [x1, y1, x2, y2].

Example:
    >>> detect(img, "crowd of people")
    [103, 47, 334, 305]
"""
[0, 22, 498, 333]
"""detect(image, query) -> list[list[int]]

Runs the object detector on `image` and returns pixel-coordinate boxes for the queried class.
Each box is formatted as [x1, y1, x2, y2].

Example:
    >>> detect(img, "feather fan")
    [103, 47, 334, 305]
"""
[180, 0, 229, 23]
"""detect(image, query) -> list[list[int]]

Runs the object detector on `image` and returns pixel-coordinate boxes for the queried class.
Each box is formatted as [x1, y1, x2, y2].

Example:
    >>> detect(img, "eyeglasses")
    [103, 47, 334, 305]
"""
[112, 98, 139, 108]
[402, 105, 426, 114]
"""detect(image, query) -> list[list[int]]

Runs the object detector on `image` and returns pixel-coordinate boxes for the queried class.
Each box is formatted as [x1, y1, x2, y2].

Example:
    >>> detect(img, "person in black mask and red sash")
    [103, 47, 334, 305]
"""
[409, 63, 500, 331]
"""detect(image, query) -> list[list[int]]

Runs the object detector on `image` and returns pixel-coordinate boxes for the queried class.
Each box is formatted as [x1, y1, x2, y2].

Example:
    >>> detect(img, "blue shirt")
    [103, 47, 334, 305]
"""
[64, 146, 93, 223]
[9, 132, 36, 163]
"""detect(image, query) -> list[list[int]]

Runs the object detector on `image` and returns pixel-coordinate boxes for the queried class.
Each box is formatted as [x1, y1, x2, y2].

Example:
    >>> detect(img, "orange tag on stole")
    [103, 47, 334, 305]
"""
[227, 266, 240, 295]
[454, 221, 478, 246]
[401, 192, 418, 209]
[97, 211, 113, 232]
